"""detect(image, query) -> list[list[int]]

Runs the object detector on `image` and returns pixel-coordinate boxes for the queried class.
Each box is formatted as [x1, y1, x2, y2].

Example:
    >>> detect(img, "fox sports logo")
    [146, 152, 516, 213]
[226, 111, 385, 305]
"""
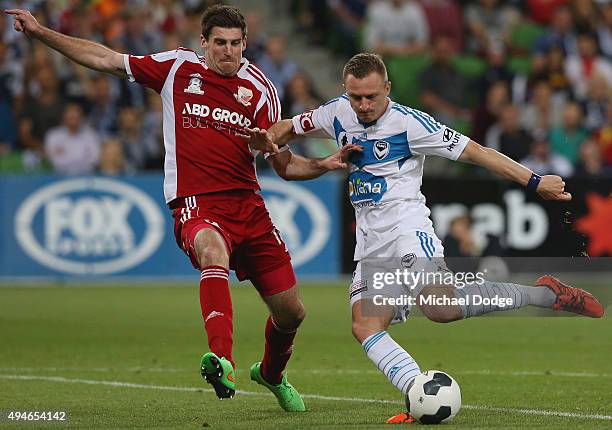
[259, 178, 331, 267]
[14, 178, 165, 275]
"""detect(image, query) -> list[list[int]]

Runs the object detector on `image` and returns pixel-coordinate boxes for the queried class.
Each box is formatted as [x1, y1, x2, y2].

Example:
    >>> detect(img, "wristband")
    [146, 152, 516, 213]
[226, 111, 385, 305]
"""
[526, 173, 541, 190]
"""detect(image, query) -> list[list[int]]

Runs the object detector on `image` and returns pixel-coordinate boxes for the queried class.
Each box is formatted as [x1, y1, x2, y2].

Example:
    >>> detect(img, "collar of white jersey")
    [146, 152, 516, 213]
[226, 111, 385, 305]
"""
[356, 97, 393, 128]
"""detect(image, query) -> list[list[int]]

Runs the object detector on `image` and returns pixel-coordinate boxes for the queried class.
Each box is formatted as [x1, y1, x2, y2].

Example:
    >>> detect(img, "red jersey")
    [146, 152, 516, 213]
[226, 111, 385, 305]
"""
[123, 49, 281, 202]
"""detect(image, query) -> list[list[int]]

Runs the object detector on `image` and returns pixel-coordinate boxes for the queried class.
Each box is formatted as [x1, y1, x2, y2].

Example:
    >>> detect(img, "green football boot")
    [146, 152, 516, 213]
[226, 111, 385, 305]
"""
[249, 362, 305, 412]
[200, 352, 235, 399]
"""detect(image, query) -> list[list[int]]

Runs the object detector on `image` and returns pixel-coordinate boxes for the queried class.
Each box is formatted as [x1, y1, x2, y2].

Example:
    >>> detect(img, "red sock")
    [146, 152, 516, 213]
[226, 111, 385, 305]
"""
[200, 266, 234, 369]
[261, 316, 296, 385]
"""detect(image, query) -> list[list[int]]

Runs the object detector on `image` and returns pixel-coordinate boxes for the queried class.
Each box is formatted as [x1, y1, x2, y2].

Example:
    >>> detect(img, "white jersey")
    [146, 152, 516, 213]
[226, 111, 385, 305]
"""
[292, 96, 469, 260]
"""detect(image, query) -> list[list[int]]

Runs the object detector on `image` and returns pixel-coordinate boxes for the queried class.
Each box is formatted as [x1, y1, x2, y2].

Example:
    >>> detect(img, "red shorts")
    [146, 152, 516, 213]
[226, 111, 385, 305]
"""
[171, 190, 296, 296]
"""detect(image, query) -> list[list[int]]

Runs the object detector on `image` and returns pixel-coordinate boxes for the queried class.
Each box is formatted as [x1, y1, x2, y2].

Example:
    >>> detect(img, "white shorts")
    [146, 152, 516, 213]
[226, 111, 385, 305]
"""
[349, 230, 447, 325]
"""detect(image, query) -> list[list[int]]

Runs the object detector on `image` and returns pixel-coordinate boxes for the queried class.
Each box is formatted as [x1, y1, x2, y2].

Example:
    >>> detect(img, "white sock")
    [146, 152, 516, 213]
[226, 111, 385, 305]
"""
[453, 281, 556, 318]
[362, 331, 421, 394]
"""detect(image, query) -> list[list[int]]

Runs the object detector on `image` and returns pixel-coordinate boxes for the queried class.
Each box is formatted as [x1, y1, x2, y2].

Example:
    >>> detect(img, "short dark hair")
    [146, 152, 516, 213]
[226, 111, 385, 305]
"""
[201, 5, 247, 40]
[342, 53, 388, 82]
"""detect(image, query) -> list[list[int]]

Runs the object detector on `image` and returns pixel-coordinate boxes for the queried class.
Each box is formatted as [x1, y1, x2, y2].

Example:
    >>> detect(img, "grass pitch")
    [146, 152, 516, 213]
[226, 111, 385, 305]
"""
[0, 283, 611, 429]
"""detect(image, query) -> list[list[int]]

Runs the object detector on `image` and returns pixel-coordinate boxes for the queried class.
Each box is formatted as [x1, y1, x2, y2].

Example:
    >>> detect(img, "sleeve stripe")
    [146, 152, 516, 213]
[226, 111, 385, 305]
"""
[410, 108, 442, 132]
[123, 54, 134, 82]
[246, 67, 276, 121]
[408, 111, 434, 133]
[247, 65, 281, 122]
[249, 65, 281, 122]
[248, 68, 277, 122]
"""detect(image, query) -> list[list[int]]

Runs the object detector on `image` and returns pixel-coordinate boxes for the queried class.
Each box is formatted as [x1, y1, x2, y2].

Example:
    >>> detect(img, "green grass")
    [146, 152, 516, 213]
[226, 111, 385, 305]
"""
[0, 283, 611, 429]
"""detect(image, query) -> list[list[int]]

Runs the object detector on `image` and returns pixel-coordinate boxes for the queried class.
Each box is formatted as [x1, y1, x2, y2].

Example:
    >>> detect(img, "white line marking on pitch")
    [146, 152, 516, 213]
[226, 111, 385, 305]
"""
[0, 367, 185, 373]
[458, 370, 612, 378]
[2, 367, 610, 379]
[1, 374, 611, 421]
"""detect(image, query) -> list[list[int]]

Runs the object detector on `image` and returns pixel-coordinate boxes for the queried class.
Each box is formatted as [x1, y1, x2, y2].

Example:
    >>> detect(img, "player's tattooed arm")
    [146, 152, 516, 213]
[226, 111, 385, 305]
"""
[459, 140, 572, 201]
[270, 144, 362, 181]
[5, 9, 127, 78]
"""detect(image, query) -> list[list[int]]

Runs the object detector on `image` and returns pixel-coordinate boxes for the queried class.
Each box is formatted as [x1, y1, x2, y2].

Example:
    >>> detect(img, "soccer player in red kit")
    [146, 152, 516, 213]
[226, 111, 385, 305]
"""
[5, 5, 355, 411]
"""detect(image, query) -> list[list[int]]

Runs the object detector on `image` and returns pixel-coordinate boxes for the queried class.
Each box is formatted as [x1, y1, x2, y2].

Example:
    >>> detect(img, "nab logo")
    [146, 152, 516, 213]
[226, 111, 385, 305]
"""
[259, 178, 330, 267]
[14, 178, 165, 275]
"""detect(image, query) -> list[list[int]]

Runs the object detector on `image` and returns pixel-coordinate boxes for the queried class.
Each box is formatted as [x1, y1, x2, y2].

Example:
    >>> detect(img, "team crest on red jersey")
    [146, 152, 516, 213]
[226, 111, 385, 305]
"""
[184, 73, 204, 95]
[234, 86, 253, 106]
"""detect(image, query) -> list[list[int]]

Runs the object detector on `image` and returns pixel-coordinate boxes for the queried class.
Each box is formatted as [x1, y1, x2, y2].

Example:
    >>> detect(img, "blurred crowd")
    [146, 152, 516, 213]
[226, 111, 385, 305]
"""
[0, 0, 332, 174]
[292, 0, 612, 178]
[1, 0, 611, 179]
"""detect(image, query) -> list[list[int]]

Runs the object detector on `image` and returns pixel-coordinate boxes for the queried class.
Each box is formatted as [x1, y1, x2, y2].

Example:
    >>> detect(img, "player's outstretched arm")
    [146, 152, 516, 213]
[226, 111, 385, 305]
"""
[459, 140, 572, 201]
[270, 144, 362, 181]
[5, 9, 126, 78]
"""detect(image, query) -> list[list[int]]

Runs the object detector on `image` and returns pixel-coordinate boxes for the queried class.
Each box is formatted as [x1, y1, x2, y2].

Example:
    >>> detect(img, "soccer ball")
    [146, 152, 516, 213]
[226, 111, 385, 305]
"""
[406, 370, 461, 424]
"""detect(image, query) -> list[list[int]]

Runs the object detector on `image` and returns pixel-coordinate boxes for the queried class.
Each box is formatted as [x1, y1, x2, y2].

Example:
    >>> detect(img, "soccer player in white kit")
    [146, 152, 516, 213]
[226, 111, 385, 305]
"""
[245, 53, 604, 421]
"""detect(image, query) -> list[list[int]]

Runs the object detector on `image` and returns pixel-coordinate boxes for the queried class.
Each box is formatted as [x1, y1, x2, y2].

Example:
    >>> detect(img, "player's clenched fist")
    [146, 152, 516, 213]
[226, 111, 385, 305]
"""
[537, 175, 572, 201]
[4, 9, 41, 36]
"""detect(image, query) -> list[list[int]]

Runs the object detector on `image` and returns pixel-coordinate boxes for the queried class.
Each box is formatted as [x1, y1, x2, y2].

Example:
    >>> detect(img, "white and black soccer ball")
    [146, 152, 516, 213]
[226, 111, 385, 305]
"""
[406, 370, 461, 424]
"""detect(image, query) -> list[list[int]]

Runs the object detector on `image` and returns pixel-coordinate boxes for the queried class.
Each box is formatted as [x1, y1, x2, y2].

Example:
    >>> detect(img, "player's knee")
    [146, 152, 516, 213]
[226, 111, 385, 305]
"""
[275, 302, 305, 331]
[290, 303, 306, 328]
[194, 230, 228, 267]
[421, 305, 461, 323]
[351, 321, 366, 342]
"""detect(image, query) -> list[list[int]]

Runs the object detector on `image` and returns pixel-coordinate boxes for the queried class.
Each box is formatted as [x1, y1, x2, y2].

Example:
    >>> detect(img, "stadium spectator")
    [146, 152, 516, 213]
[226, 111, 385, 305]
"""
[281, 72, 336, 158]
[115, 106, 161, 172]
[0, 40, 21, 152]
[574, 138, 612, 177]
[364, 0, 429, 57]
[464, 0, 521, 56]
[593, 102, 612, 166]
[142, 90, 164, 160]
[97, 137, 125, 175]
[327, 0, 367, 57]
[493, 104, 532, 162]
[18, 66, 66, 161]
[520, 136, 574, 177]
[418, 0, 464, 53]
[290, 0, 330, 46]
[443, 214, 504, 258]
[597, 3, 612, 60]
[532, 5, 578, 58]
[113, 7, 163, 55]
[526, 0, 568, 25]
[419, 34, 471, 125]
[243, 11, 267, 63]
[477, 45, 515, 99]
[86, 74, 120, 139]
[281, 72, 322, 118]
[550, 101, 589, 164]
[582, 74, 610, 131]
[569, 0, 598, 34]
[149, 0, 183, 35]
[520, 80, 564, 136]
[472, 80, 510, 145]
[530, 45, 574, 98]
[256, 34, 298, 103]
[564, 32, 612, 101]
[44, 102, 101, 175]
